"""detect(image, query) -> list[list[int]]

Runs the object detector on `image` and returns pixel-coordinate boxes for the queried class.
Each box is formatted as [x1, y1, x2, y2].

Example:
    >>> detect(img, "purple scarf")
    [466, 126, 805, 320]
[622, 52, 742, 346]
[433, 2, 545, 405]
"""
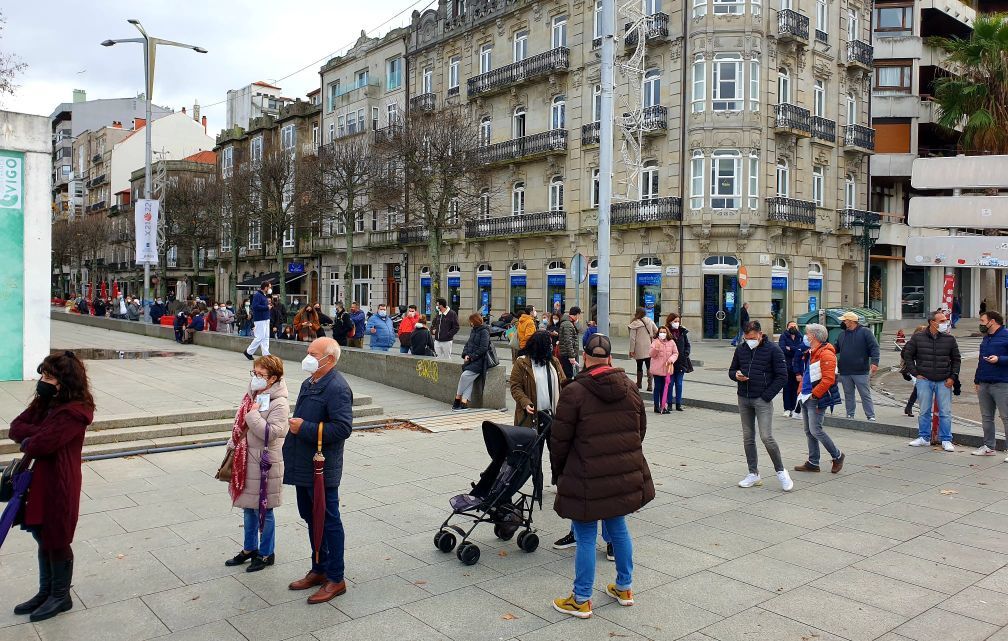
[258, 421, 272, 532]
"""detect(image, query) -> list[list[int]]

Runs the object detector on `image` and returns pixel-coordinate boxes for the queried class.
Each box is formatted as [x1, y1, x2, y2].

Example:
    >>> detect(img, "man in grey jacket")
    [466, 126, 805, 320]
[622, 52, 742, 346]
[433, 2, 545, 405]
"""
[836, 311, 880, 421]
[557, 306, 582, 380]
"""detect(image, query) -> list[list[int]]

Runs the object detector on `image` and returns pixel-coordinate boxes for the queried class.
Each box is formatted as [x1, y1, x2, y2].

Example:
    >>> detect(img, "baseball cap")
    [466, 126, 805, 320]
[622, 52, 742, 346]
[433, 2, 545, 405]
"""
[840, 311, 860, 322]
[584, 333, 612, 358]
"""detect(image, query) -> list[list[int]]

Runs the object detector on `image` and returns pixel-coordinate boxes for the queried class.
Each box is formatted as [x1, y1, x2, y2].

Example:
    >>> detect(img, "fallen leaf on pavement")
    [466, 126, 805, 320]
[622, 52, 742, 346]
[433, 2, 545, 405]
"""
[414, 580, 428, 586]
[939, 489, 959, 495]
[501, 613, 518, 620]
[115, 554, 125, 560]
[498, 550, 508, 557]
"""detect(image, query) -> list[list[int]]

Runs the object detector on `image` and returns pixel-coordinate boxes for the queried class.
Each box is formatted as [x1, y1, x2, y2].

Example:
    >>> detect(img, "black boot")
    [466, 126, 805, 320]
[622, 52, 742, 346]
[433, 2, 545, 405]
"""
[451, 398, 461, 410]
[30, 558, 73, 622]
[13, 550, 51, 615]
[675, 404, 683, 411]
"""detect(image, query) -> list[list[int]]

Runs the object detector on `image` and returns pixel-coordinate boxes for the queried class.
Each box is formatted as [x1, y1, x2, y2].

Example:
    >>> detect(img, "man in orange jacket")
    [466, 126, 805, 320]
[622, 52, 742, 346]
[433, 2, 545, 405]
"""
[794, 322, 845, 474]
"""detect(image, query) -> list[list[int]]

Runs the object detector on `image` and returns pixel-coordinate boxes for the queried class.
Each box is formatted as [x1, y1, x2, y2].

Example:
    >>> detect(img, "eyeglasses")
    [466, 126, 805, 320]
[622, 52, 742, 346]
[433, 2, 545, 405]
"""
[249, 370, 265, 378]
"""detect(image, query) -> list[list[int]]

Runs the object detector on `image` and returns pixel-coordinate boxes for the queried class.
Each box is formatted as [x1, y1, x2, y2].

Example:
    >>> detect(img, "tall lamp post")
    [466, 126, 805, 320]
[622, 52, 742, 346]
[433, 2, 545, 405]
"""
[102, 19, 206, 305]
[850, 212, 881, 308]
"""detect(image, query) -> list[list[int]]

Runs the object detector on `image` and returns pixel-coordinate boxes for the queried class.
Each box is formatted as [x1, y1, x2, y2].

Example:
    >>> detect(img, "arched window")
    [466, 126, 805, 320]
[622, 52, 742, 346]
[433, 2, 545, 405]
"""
[512, 181, 525, 216]
[778, 67, 791, 104]
[477, 263, 493, 274]
[702, 255, 740, 273]
[776, 158, 790, 198]
[549, 176, 565, 212]
[690, 150, 704, 209]
[480, 116, 491, 146]
[773, 257, 788, 271]
[551, 95, 566, 130]
[641, 160, 659, 200]
[510, 261, 527, 272]
[547, 260, 566, 271]
[809, 261, 823, 276]
[638, 256, 663, 267]
[513, 106, 526, 138]
[693, 0, 707, 17]
[710, 149, 741, 209]
[643, 69, 661, 108]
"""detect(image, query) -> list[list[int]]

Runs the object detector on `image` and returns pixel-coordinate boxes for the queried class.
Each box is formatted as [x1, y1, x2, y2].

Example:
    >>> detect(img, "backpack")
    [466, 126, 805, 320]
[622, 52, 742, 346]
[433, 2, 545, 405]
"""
[345, 314, 356, 339]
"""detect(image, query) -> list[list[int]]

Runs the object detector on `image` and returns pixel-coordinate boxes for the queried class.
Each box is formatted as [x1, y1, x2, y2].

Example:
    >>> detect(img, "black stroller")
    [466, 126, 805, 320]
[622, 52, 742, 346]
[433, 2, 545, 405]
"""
[433, 414, 551, 566]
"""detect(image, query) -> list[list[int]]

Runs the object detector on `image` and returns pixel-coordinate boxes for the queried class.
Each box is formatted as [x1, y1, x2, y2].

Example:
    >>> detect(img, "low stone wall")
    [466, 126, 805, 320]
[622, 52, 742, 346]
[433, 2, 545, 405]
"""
[52, 310, 506, 410]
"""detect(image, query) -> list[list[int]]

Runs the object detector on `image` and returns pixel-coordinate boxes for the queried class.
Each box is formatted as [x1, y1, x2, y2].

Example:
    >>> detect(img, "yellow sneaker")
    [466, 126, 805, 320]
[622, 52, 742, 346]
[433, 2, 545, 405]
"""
[552, 594, 592, 619]
[607, 584, 634, 606]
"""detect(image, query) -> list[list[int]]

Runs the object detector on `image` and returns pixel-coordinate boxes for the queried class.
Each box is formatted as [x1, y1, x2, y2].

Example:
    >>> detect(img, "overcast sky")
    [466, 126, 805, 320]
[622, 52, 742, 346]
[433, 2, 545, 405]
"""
[4, 0, 431, 130]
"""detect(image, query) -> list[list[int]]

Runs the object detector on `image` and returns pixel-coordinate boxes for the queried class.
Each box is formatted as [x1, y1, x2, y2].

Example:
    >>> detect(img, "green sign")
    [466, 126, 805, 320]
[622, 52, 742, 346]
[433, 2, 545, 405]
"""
[0, 149, 24, 381]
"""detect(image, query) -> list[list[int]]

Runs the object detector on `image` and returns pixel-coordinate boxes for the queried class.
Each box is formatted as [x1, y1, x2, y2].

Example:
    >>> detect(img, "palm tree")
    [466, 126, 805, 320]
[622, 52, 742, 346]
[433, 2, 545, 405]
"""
[930, 13, 1008, 154]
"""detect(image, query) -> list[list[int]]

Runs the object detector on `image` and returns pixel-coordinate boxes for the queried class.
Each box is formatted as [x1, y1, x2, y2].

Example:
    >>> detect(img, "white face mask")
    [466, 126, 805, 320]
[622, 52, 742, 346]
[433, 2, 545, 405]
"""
[658, 332, 668, 340]
[670, 322, 680, 330]
[302, 355, 320, 374]
[250, 375, 269, 391]
[745, 338, 759, 350]
[938, 322, 950, 333]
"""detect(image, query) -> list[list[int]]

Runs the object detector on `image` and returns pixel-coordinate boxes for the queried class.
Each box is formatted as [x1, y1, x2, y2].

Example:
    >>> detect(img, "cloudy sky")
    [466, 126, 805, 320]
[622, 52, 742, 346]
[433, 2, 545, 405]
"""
[4, 0, 432, 129]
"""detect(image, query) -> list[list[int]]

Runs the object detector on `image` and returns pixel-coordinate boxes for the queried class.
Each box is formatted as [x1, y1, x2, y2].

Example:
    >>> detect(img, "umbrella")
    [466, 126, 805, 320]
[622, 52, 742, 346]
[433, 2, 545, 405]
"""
[111, 280, 120, 299]
[312, 427, 326, 563]
[100, 280, 108, 299]
[0, 465, 32, 551]
[661, 373, 671, 412]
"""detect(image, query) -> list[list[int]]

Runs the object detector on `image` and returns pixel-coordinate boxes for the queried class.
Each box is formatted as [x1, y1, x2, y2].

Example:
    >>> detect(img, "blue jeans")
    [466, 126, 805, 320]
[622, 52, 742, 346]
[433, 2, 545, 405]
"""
[399, 345, 410, 353]
[242, 508, 275, 556]
[295, 485, 344, 583]
[571, 517, 633, 603]
[671, 370, 685, 406]
[653, 373, 669, 411]
[802, 399, 841, 466]
[916, 379, 953, 442]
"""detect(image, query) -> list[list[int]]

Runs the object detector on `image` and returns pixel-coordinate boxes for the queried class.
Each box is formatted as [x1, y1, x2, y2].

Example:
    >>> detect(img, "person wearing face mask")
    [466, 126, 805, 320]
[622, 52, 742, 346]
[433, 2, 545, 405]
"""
[206, 303, 219, 332]
[409, 314, 437, 356]
[293, 304, 321, 342]
[516, 305, 538, 355]
[973, 311, 1008, 458]
[431, 298, 460, 359]
[149, 298, 165, 326]
[365, 304, 396, 351]
[778, 321, 807, 418]
[348, 302, 366, 348]
[8, 352, 95, 622]
[628, 308, 659, 391]
[245, 282, 273, 360]
[665, 313, 693, 411]
[217, 301, 235, 334]
[92, 295, 107, 319]
[835, 311, 880, 421]
[235, 298, 251, 337]
[793, 323, 845, 474]
[313, 303, 333, 339]
[330, 302, 354, 346]
[284, 338, 353, 604]
[125, 296, 141, 322]
[728, 321, 792, 491]
[224, 356, 289, 574]
[397, 304, 420, 354]
[648, 325, 679, 414]
[903, 310, 961, 452]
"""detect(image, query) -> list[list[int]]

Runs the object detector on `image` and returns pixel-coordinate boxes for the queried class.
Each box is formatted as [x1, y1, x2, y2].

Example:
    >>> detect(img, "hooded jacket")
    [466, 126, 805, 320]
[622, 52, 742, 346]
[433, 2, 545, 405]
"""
[517, 313, 537, 349]
[550, 364, 655, 521]
[902, 328, 962, 382]
[648, 336, 679, 376]
[409, 324, 437, 356]
[627, 317, 659, 359]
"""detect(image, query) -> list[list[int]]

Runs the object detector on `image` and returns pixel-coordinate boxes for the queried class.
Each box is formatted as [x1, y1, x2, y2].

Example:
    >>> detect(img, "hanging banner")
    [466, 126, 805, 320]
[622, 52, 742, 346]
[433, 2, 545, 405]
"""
[942, 274, 955, 314]
[134, 199, 159, 265]
[0, 149, 25, 381]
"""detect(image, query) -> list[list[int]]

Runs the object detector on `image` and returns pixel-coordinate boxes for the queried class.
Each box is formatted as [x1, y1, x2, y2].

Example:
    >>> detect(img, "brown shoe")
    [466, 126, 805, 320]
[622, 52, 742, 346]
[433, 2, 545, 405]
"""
[307, 580, 346, 604]
[831, 452, 845, 474]
[288, 572, 326, 591]
[794, 462, 821, 472]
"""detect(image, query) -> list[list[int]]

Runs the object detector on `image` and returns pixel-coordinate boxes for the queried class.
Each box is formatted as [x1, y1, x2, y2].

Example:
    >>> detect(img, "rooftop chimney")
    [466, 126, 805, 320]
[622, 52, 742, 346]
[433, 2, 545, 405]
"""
[111, 121, 122, 129]
[193, 100, 200, 122]
[201, 115, 207, 134]
[133, 118, 146, 131]
[72, 89, 86, 103]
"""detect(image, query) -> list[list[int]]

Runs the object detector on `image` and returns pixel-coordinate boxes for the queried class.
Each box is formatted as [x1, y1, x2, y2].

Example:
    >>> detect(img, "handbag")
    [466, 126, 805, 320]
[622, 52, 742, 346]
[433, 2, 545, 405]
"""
[486, 343, 500, 368]
[506, 325, 519, 350]
[0, 457, 30, 502]
[215, 448, 235, 482]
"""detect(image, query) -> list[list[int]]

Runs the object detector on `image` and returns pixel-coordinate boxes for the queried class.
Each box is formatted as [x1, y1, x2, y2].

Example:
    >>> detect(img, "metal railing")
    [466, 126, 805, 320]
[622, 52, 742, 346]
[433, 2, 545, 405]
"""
[844, 124, 876, 151]
[410, 92, 436, 113]
[766, 197, 816, 225]
[640, 105, 668, 131]
[775, 103, 811, 134]
[611, 196, 682, 225]
[87, 174, 107, 188]
[778, 9, 810, 41]
[811, 116, 836, 142]
[373, 125, 402, 145]
[847, 39, 873, 66]
[87, 201, 107, 213]
[467, 47, 569, 98]
[108, 204, 120, 216]
[399, 226, 429, 245]
[624, 13, 670, 47]
[477, 129, 568, 164]
[838, 209, 882, 229]
[91, 153, 102, 164]
[582, 122, 600, 146]
[815, 29, 828, 43]
[447, 86, 460, 97]
[465, 210, 567, 239]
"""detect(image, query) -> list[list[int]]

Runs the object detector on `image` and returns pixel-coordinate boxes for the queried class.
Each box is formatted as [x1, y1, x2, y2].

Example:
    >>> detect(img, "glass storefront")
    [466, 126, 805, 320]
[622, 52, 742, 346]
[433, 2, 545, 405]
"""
[901, 266, 929, 318]
[447, 274, 461, 311]
[869, 262, 885, 316]
[771, 275, 788, 334]
[477, 275, 492, 317]
[703, 274, 741, 340]
[547, 274, 566, 313]
[636, 272, 662, 323]
[510, 274, 526, 313]
[420, 274, 432, 315]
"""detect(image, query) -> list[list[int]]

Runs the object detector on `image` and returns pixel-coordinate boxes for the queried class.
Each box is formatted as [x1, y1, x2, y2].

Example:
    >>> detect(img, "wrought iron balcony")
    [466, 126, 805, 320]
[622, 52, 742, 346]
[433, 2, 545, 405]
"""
[87, 200, 107, 213]
[91, 153, 102, 164]
[624, 13, 670, 48]
[766, 197, 816, 226]
[465, 210, 567, 240]
[373, 125, 402, 145]
[477, 129, 567, 165]
[778, 9, 810, 44]
[582, 122, 600, 146]
[467, 47, 569, 99]
[838, 209, 881, 230]
[774, 103, 812, 137]
[87, 174, 107, 188]
[811, 116, 836, 143]
[846, 40, 873, 70]
[399, 226, 429, 245]
[815, 29, 828, 44]
[612, 197, 682, 226]
[447, 86, 460, 97]
[639, 105, 668, 132]
[108, 204, 120, 216]
[843, 124, 876, 153]
[410, 92, 436, 113]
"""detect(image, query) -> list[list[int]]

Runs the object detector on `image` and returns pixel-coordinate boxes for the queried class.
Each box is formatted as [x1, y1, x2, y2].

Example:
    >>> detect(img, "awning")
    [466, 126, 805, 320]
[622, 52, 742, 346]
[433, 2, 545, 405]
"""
[236, 271, 307, 289]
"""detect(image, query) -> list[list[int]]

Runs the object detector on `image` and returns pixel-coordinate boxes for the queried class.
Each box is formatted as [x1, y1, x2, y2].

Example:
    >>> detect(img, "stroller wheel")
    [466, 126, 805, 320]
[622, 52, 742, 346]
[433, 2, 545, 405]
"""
[517, 530, 539, 553]
[434, 531, 457, 553]
[493, 524, 516, 541]
[457, 542, 480, 565]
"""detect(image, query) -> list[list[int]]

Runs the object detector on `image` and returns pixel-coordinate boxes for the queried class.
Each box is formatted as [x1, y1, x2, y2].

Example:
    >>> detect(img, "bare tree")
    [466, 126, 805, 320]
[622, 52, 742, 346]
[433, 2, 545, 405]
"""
[221, 161, 257, 304]
[163, 173, 223, 295]
[0, 11, 25, 99]
[51, 218, 73, 296]
[374, 106, 494, 302]
[78, 215, 110, 290]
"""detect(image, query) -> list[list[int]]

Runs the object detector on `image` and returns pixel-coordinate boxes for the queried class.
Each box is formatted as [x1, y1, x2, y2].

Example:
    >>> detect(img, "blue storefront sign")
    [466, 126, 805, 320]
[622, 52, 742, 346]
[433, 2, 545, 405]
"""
[510, 275, 526, 287]
[447, 276, 460, 287]
[809, 295, 818, 313]
[772, 276, 788, 290]
[287, 262, 305, 274]
[547, 274, 566, 287]
[477, 276, 492, 287]
[420, 277, 431, 287]
[636, 272, 662, 287]
[808, 278, 822, 292]
[589, 274, 597, 286]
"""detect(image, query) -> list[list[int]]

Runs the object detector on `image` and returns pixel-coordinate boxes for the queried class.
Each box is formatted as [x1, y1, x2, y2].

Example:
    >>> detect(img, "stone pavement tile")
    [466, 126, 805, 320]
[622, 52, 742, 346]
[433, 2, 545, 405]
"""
[629, 535, 724, 578]
[172, 493, 234, 520]
[343, 542, 429, 584]
[226, 598, 349, 641]
[875, 462, 964, 486]
[988, 625, 1008, 641]
[32, 598, 168, 641]
[144, 620, 247, 641]
[654, 522, 773, 560]
[737, 498, 847, 529]
[810, 567, 945, 617]
[477, 566, 611, 624]
[515, 616, 648, 641]
[809, 478, 910, 505]
[141, 576, 267, 632]
[645, 474, 721, 499]
[892, 536, 1008, 574]
[941, 585, 1008, 626]
[330, 575, 431, 620]
[542, 557, 676, 594]
[760, 585, 905, 641]
[657, 571, 777, 617]
[315, 608, 450, 641]
[700, 607, 847, 641]
[903, 487, 993, 516]
[984, 499, 1008, 517]
[168, 514, 246, 544]
[341, 511, 411, 550]
[362, 500, 454, 535]
[72, 550, 184, 608]
[335, 491, 386, 513]
[620, 503, 706, 529]
[85, 526, 188, 558]
[760, 538, 865, 573]
[476, 543, 563, 575]
[0, 624, 39, 641]
[384, 530, 465, 567]
[954, 509, 1008, 535]
[595, 591, 724, 641]
[105, 502, 203, 533]
[402, 588, 548, 641]
[672, 493, 748, 517]
[800, 525, 902, 556]
[776, 487, 872, 518]
[933, 521, 1008, 555]
[854, 550, 985, 594]
[398, 556, 502, 596]
[234, 559, 328, 606]
[892, 608, 999, 641]
[709, 553, 822, 593]
[86, 456, 168, 482]
[413, 473, 477, 497]
[867, 501, 962, 528]
[126, 484, 208, 507]
[0, 528, 36, 557]
[694, 511, 808, 544]
[150, 537, 250, 585]
[835, 512, 933, 541]
[80, 477, 156, 500]
[72, 511, 128, 541]
[77, 493, 137, 515]
[977, 565, 1008, 594]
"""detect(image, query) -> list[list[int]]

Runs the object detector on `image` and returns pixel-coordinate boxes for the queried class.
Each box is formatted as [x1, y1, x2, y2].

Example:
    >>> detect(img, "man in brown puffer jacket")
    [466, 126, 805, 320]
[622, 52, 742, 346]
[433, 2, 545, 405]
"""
[549, 333, 655, 620]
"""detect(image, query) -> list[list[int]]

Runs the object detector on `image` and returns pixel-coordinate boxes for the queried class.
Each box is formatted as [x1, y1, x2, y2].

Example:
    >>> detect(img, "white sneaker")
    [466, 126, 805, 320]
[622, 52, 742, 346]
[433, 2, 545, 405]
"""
[777, 469, 794, 492]
[783, 410, 792, 418]
[792, 411, 803, 420]
[738, 473, 762, 488]
[908, 437, 930, 447]
[867, 417, 877, 422]
[941, 441, 955, 452]
[972, 445, 997, 456]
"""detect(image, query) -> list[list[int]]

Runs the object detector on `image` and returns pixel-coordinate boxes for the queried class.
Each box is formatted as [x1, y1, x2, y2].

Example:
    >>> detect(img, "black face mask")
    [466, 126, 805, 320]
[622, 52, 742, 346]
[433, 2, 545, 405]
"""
[788, 328, 798, 335]
[36, 380, 58, 401]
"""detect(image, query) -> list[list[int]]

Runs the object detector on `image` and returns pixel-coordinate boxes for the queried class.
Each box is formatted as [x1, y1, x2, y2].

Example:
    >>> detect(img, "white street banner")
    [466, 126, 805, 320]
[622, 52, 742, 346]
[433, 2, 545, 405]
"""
[135, 199, 159, 265]
[906, 235, 1008, 268]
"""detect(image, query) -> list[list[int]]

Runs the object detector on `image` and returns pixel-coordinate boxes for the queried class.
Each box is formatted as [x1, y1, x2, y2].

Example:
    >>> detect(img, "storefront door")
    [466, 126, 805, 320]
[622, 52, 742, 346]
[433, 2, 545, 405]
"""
[703, 274, 740, 340]
[636, 272, 662, 322]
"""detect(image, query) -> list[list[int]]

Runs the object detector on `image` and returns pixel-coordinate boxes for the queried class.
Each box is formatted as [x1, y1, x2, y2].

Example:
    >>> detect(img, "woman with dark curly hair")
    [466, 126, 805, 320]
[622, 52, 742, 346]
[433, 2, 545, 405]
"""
[509, 330, 566, 427]
[8, 352, 95, 622]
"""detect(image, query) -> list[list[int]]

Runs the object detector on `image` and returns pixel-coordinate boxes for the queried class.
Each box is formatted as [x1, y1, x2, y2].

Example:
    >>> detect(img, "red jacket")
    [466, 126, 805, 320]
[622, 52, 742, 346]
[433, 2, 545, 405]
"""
[8, 401, 93, 550]
[398, 313, 419, 343]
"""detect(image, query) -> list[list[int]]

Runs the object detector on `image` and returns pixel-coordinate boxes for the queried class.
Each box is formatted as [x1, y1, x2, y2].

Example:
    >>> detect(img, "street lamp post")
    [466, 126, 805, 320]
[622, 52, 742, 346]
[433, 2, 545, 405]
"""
[102, 20, 206, 306]
[850, 212, 881, 309]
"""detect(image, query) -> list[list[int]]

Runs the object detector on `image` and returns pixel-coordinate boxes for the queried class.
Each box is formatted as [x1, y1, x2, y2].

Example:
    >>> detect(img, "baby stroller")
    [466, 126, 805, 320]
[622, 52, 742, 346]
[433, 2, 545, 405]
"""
[433, 413, 551, 566]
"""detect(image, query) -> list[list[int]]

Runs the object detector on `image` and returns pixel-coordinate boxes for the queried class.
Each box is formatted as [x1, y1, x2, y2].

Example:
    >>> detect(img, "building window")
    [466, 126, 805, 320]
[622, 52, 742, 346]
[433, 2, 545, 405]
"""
[748, 154, 759, 209]
[327, 81, 339, 112]
[641, 161, 659, 200]
[710, 150, 741, 209]
[449, 56, 460, 90]
[816, 0, 828, 35]
[354, 210, 365, 233]
[591, 168, 600, 207]
[512, 182, 525, 216]
[692, 54, 706, 113]
[371, 107, 379, 132]
[357, 108, 365, 132]
[551, 96, 566, 130]
[549, 176, 564, 211]
[846, 92, 857, 124]
[776, 158, 790, 198]
[778, 67, 791, 104]
[221, 220, 232, 252]
[592, 84, 602, 122]
[552, 15, 568, 48]
[875, 62, 912, 92]
[448, 199, 460, 225]
[480, 44, 493, 74]
[353, 265, 371, 308]
[387, 103, 398, 126]
[751, 0, 762, 17]
[479, 190, 491, 219]
[643, 69, 661, 108]
[386, 57, 402, 91]
[386, 208, 397, 229]
[281, 124, 296, 152]
[338, 115, 345, 137]
[221, 146, 233, 178]
[812, 165, 824, 207]
[749, 58, 760, 111]
[690, 151, 704, 209]
[312, 123, 319, 146]
[356, 69, 368, 86]
[875, 2, 913, 35]
[813, 80, 825, 117]
[693, 0, 707, 17]
[513, 30, 529, 62]
[847, 8, 859, 41]
[422, 66, 433, 94]
[248, 220, 262, 250]
[328, 122, 335, 143]
[283, 224, 295, 249]
[645, 0, 662, 13]
[594, 1, 603, 39]
[712, 53, 743, 111]
[714, 0, 743, 15]
[480, 116, 492, 145]
[250, 135, 263, 163]
[845, 175, 856, 209]
[513, 106, 526, 138]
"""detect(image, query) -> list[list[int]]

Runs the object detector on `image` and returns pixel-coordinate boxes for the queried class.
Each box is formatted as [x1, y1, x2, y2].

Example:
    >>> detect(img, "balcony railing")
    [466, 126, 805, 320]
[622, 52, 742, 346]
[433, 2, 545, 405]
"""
[108, 204, 120, 216]
[815, 29, 828, 44]
[639, 105, 668, 132]
[91, 153, 102, 164]
[624, 13, 670, 47]
[399, 226, 429, 245]
[778, 9, 810, 42]
[374, 124, 402, 145]
[368, 230, 400, 247]
[774, 103, 811, 135]
[844, 124, 876, 152]
[477, 129, 567, 164]
[847, 40, 873, 68]
[410, 92, 436, 113]
[582, 122, 600, 146]
[811, 116, 836, 142]
[87, 174, 107, 188]
[87, 201, 107, 213]
[838, 209, 882, 230]
[766, 197, 816, 226]
[465, 211, 567, 239]
[447, 86, 460, 97]
[612, 197, 682, 225]
[467, 47, 569, 99]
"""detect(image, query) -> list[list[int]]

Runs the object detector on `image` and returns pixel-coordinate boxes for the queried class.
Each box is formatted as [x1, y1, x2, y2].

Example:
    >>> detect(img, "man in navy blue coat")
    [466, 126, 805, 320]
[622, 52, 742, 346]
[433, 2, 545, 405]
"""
[244, 281, 273, 360]
[284, 337, 354, 604]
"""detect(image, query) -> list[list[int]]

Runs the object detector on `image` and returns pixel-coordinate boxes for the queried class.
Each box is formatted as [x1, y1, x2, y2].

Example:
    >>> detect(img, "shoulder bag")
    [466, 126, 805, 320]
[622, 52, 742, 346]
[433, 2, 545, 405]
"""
[215, 449, 235, 482]
[0, 457, 31, 502]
